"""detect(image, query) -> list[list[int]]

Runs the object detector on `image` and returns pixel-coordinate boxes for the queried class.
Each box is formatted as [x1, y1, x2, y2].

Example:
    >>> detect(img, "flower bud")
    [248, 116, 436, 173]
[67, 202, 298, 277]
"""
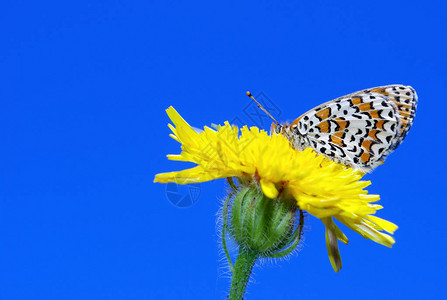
[229, 185, 299, 256]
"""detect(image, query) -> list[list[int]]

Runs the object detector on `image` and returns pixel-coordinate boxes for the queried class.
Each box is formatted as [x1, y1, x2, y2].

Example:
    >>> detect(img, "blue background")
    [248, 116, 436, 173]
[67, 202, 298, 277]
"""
[1, 1, 446, 299]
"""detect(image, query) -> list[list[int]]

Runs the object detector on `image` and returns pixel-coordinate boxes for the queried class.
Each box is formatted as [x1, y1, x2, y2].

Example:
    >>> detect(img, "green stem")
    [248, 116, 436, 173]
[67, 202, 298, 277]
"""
[228, 248, 258, 300]
[222, 191, 234, 272]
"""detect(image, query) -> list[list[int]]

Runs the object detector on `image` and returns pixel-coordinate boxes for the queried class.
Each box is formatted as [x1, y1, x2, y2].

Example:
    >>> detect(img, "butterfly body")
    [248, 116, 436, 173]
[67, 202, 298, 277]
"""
[273, 85, 417, 172]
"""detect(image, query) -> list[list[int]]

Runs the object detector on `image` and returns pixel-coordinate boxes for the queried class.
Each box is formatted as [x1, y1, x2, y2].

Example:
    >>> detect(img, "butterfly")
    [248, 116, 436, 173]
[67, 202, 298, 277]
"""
[248, 85, 417, 172]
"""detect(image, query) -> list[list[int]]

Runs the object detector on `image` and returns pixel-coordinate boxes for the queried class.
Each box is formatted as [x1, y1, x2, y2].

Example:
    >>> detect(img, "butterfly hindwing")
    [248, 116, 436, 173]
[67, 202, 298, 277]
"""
[291, 85, 417, 171]
[364, 85, 417, 148]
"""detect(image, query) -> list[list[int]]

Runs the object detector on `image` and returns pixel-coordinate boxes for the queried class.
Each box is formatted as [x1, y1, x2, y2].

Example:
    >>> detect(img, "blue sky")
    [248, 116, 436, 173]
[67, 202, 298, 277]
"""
[1, 1, 447, 299]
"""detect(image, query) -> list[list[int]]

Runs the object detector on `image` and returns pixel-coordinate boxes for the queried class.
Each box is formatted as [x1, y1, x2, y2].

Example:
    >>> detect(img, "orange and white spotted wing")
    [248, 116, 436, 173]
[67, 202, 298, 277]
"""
[276, 85, 417, 171]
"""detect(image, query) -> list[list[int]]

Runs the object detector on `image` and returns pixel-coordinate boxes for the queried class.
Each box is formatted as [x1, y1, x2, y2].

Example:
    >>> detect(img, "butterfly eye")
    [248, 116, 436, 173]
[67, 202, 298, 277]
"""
[275, 124, 283, 133]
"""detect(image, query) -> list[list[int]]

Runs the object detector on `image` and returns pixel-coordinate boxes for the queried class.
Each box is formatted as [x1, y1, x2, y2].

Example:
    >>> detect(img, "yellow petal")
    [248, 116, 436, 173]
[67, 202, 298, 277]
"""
[260, 179, 278, 199]
[366, 215, 399, 234]
[323, 218, 342, 273]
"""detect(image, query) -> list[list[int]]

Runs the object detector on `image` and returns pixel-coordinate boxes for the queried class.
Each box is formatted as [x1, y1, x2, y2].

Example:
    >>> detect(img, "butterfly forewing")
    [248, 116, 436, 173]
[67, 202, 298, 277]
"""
[286, 85, 417, 171]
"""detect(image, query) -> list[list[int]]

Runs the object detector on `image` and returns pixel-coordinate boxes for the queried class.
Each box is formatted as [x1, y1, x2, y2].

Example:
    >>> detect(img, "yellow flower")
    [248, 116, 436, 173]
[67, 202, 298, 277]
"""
[154, 106, 398, 272]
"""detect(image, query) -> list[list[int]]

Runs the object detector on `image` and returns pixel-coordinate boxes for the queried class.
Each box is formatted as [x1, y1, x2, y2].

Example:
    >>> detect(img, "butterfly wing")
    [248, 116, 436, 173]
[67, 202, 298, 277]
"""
[364, 85, 417, 148]
[293, 85, 417, 171]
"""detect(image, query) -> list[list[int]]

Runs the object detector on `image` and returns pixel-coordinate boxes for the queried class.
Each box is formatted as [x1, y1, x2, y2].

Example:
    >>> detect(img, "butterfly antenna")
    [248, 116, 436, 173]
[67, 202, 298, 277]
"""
[246, 91, 278, 124]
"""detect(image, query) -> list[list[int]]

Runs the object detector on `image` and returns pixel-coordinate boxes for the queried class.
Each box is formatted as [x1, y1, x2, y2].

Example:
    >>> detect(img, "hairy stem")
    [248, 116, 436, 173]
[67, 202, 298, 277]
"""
[228, 248, 258, 300]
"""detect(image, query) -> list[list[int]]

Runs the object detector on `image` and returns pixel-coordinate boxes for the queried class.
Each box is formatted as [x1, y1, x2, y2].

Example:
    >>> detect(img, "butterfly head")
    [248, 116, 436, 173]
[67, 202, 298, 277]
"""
[271, 122, 283, 134]
[271, 121, 308, 151]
